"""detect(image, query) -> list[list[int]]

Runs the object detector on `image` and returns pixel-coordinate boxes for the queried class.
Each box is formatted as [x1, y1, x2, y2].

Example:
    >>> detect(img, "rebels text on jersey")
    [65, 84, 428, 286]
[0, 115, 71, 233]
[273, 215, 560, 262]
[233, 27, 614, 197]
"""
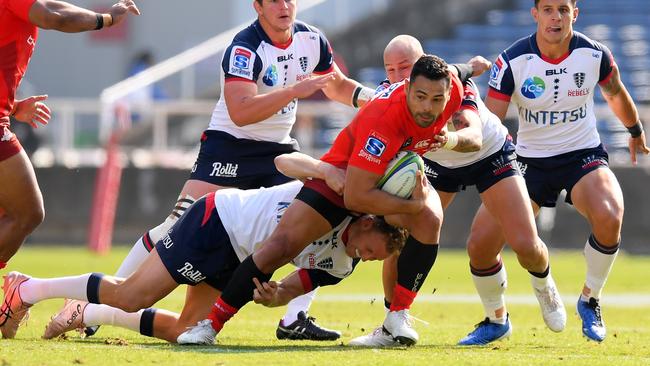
[209, 19, 334, 144]
[488, 32, 615, 158]
[0, 0, 38, 126]
[215, 181, 355, 281]
[321, 74, 465, 176]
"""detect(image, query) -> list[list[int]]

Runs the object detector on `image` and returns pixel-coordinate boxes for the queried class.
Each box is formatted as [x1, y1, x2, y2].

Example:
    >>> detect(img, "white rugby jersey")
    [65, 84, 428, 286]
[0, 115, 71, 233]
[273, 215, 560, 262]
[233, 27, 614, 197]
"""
[488, 32, 615, 158]
[215, 181, 355, 279]
[423, 80, 508, 168]
[209, 20, 334, 144]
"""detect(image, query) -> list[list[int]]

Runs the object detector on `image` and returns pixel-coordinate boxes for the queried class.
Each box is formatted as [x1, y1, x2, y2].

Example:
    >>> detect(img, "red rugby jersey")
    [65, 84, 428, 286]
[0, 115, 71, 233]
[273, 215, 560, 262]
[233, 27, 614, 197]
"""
[0, 0, 37, 126]
[321, 73, 464, 175]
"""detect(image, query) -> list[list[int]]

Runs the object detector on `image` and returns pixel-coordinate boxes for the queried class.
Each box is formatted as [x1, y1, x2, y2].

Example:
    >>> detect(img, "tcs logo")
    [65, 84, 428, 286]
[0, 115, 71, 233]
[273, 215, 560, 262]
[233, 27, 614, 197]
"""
[521, 77, 545, 99]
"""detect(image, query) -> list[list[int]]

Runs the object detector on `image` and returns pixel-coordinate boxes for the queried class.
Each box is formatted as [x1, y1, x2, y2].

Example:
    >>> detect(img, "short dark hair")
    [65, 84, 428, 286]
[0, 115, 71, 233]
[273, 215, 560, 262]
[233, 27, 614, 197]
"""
[409, 54, 450, 87]
[369, 216, 408, 254]
[534, 0, 577, 7]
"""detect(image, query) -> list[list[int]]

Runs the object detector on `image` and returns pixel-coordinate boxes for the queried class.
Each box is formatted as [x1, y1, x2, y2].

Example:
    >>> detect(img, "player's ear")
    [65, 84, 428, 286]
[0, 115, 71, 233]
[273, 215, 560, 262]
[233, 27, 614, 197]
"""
[572, 6, 579, 23]
[531, 5, 538, 23]
[404, 79, 410, 94]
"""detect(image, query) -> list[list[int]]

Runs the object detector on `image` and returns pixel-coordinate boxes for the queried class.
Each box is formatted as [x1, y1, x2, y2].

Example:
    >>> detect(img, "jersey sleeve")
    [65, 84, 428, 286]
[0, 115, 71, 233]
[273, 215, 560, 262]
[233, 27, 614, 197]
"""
[460, 79, 480, 113]
[221, 42, 263, 82]
[7, 0, 36, 22]
[487, 52, 515, 101]
[347, 107, 403, 176]
[297, 268, 343, 292]
[313, 29, 334, 74]
[596, 42, 616, 85]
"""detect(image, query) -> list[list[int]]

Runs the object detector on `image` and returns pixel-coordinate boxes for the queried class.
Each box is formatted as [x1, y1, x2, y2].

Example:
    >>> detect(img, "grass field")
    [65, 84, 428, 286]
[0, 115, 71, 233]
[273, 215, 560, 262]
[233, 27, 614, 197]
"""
[1, 246, 650, 366]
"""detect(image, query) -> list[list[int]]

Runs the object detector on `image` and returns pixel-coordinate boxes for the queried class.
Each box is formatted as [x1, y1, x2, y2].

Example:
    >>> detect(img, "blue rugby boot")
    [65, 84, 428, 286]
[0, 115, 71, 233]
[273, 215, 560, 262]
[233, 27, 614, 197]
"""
[577, 297, 606, 342]
[458, 315, 512, 346]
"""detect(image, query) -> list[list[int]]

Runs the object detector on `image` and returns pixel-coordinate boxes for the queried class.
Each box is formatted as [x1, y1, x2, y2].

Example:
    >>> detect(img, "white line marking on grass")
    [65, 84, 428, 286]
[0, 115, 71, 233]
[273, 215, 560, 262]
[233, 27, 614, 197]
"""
[317, 294, 650, 307]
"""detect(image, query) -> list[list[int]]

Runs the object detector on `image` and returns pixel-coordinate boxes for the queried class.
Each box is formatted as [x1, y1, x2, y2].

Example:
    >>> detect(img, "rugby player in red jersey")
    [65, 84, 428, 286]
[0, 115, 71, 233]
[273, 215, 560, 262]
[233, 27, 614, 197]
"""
[176, 54, 485, 346]
[0, 0, 139, 271]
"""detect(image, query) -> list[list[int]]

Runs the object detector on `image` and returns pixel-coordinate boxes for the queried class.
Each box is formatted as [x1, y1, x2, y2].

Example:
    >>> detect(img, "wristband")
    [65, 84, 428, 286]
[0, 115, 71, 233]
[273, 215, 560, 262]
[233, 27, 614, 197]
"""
[95, 13, 104, 30]
[627, 122, 644, 138]
[352, 86, 375, 108]
[443, 132, 459, 150]
[452, 63, 473, 83]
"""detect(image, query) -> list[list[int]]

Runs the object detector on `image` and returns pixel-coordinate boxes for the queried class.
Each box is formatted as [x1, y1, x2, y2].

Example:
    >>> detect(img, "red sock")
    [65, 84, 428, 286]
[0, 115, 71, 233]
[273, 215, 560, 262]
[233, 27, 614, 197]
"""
[0, 261, 6, 270]
[207, 297, 239, 333]
[389, 284, 417, 312]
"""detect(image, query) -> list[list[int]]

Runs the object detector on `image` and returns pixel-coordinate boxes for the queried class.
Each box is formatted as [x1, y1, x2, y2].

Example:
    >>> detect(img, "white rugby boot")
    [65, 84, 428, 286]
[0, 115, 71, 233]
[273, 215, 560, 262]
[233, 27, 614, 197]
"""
[382, 310, 418, 346]
[348, 325, 401, 347]
[532, 275, 566, 332]
[177, 319, 217, 345]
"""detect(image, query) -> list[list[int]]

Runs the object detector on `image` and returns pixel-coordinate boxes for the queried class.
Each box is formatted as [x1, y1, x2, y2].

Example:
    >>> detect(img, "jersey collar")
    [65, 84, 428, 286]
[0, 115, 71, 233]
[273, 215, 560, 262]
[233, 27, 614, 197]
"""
[530, 32, 578, 65]
[253, 19, 295, 50]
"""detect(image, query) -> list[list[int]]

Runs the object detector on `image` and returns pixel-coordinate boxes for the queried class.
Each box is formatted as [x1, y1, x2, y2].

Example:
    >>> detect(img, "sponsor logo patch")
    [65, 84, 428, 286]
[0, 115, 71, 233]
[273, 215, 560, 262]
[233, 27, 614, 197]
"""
[229, 46, 255, 79]
[364, 133, 387, 157]
[521, 76, 546, 99]
[263, 65, 279, 86]
[210, 162, 239, 178]
[316, 257, 334, 270]
[177, 262, 207, 283]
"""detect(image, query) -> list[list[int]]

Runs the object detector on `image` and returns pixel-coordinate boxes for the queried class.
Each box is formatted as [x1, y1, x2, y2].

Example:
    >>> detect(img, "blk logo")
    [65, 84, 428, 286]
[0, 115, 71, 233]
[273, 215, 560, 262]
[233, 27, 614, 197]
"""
[545, 68, 567, 76]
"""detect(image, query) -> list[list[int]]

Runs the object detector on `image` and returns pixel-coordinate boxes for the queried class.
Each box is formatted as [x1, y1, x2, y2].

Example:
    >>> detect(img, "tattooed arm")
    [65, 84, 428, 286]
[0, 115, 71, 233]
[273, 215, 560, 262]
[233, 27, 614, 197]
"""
[600, 65, 649, 164]
[431, 109, 483, 153]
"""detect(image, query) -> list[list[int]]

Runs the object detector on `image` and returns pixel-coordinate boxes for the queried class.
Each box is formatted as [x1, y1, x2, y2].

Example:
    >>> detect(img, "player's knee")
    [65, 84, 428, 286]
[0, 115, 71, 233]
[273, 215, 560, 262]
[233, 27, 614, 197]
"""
[592, 201, 624, 233]
[409, 206, 443, 240]
[15, 204, 45, 234]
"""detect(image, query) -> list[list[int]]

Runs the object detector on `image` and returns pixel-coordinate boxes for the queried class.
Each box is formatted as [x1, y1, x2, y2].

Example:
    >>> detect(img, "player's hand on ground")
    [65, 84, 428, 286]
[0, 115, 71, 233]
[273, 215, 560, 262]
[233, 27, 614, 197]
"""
[109, 0, 140, 26]
[467, 55, 492, 77]
[290, 73, 336, 99]
[322, 164, 345, 195]
[252, 277, 279, 306]
[12, 95, 51, 128]
[628, 131, 650, 165]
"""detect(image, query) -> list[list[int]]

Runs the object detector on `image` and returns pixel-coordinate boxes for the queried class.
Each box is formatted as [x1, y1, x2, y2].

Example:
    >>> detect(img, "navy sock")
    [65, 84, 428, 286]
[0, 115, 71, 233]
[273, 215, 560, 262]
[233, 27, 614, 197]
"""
[139, 308, 157, 337]
[86, 273, 104, 304]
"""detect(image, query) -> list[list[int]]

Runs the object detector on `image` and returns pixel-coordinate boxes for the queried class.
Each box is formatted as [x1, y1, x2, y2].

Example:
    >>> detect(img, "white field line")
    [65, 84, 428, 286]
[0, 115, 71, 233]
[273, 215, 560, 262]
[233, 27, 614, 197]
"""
[317, 293, 650, 307]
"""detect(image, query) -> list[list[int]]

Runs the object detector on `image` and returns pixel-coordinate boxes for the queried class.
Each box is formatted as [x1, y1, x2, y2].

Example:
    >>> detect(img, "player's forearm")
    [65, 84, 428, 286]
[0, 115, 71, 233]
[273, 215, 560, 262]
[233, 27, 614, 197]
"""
[31, 0, 110, 33]
[228, 87, 297, 126]
[604, 87, 640, 128]
[449, 129, 482, 152]
[274, 152, 322, 180]
[344, 187, 422, 216]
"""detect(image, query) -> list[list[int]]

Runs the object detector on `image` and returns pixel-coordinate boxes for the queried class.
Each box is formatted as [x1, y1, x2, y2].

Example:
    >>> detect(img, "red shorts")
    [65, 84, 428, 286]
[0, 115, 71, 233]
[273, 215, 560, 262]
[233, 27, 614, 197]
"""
[0, 124, 22, 162]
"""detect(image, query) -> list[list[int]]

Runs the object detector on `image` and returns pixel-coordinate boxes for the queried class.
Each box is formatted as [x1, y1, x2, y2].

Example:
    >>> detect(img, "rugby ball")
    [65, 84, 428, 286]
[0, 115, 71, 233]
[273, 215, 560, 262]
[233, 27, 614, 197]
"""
[377, 151, 424, 198]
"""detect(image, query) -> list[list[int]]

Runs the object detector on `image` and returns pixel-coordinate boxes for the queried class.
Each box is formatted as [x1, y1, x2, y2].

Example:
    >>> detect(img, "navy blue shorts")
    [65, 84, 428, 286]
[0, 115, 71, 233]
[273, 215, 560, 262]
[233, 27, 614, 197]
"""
[517, 144, 609, 207]
[156, 193, 241, 291]
[189, 130, 299, 189]
[424, 139, 520, 194]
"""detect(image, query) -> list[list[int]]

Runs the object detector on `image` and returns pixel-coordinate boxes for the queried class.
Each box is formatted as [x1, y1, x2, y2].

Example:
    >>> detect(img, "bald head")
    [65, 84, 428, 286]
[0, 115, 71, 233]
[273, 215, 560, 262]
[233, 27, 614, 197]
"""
[383, 35, 424, 84]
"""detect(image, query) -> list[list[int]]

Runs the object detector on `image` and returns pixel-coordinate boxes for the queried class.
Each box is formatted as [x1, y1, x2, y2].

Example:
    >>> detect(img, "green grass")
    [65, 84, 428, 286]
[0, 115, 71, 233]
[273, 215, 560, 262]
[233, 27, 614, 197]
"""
[1, 246, 650, 365]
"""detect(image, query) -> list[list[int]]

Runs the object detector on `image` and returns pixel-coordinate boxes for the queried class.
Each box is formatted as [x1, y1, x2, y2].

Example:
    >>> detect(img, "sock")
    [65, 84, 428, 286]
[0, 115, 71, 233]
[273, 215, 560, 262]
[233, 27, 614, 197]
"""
[583, 234, 619, 301]
[396, 237, 439, 293]
[220, 255, 272, 310]
[529, 265, 551, 290]
[82, 303, 147, 334]
[384, 298, 391, 314]
[282, 289, 317, 325]
[471, 260, 508, 324]
[114, 237, 151, 277]
[19, 273, 101, 304]
[389, 284, 417, 311]
[208, 298, 238, 333]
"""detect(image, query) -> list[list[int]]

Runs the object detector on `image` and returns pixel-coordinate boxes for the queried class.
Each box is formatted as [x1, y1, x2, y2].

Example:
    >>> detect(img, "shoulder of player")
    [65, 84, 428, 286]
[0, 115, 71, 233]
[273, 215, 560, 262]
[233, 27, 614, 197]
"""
[293, 19, 325, 37]
[229, 21, 265, 52]
[502, 34, 536, 62]
[571, 31, 610, 53]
